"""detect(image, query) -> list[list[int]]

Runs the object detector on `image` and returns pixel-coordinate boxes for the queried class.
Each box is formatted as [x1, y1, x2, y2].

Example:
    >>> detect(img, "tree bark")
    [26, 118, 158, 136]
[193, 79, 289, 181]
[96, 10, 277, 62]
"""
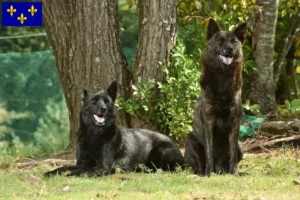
[42, 0, 129, 151]
[132, 0, 178, 128]
[249, 0, 279, 114]
[134, 0, 177, 85]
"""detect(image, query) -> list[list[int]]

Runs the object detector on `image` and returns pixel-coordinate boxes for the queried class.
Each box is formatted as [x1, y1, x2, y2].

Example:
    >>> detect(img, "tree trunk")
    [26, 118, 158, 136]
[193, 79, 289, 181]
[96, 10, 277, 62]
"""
[42, 0, 129, 151]
[249, 0, 279, 114]
[132, 0, 178, 128]
[134, 0, 177, 84]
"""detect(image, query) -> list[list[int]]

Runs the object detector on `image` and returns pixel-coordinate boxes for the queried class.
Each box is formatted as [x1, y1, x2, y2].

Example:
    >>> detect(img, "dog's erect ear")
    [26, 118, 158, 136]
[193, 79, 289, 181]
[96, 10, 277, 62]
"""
[234, 23, 247, 43]
[82, 85, 91, 98]
[107, 81, 118, 102]
[207, 18, 220, 41]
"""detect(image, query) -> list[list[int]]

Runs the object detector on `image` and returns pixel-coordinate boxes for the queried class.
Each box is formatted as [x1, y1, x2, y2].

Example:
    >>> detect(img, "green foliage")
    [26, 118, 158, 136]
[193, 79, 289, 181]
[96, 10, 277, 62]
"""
[178, 20, 206, 59]
[279, 0, 299, 18]
[153, 43, 201, 139]
[277, 99, 300, 116]
[132, 82, 155, 112]
[117, 41, 201, 140]
[116, 82, 155, 117]
[116, 98, 140, 117]
[284, 99, 300, 114]
[118, 0, 138, 66]
[242, 99, 262, 115]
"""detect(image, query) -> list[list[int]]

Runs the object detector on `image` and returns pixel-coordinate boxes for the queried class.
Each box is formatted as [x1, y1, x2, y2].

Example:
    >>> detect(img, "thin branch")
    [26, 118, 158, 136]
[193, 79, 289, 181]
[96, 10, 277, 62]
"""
[0, 33, 47, 40]
[274, 10, 300, 83]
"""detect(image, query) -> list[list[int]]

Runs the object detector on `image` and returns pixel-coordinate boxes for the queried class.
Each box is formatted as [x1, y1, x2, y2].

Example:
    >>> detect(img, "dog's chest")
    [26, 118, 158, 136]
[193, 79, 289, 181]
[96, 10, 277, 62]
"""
[207, 83, 239, 136]
[86, 141, 109, 160]
[84, 130, 120, 160]
[210, 88, 235, 114]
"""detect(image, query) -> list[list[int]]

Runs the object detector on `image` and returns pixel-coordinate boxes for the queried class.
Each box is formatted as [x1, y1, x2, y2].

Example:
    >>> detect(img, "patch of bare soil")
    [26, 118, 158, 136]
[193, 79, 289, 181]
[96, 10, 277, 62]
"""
[243, 119, 300, 153]
[14, 151, 76, 172]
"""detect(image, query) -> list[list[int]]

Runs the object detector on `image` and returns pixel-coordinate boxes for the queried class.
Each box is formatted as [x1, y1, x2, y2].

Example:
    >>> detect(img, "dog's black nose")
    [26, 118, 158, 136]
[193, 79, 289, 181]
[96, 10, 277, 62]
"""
[226, 46, 233, 52]
[100, 107, 107, 112]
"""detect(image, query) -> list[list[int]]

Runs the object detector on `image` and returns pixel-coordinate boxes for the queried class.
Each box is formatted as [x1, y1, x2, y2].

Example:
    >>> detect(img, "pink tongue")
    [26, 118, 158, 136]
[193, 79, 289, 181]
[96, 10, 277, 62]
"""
[94, 114, 105, 123]
[221, 56, 233, 65]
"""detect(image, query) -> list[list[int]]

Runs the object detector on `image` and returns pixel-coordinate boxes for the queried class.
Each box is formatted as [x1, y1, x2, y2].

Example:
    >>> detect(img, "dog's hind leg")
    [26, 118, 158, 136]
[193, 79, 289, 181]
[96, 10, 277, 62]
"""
[160, 147, 184, 171]
[184, 133, 205, 175]
[145, 142, 184, 172]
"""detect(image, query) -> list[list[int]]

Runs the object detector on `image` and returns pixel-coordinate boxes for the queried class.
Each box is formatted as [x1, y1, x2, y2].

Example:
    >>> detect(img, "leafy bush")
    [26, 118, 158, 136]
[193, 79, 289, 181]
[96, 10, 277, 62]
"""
[117, 41, 201, 140]
[277, 99, 300, 116]
[153, 43, 201, 139]
[242, 99, 262, 115]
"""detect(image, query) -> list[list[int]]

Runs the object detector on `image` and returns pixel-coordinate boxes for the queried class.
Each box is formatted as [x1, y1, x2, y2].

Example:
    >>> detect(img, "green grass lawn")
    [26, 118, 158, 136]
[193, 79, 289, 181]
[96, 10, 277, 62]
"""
[1, 150, 300, 200]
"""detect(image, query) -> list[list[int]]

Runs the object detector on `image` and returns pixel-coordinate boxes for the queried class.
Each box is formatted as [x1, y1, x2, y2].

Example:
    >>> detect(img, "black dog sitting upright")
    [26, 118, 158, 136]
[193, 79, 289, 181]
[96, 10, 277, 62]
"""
[184, 19, 247, 176]
[44, 81, 184, 177]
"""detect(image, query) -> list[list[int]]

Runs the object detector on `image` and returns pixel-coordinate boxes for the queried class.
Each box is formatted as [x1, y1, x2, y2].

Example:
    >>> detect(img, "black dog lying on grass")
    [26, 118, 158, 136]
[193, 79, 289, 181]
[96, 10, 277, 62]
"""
[44, 81, 184, 177]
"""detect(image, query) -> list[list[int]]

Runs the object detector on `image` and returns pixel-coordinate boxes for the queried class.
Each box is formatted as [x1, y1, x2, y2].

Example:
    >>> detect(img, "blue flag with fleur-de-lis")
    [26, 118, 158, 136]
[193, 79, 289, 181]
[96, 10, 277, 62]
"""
[2, 2, 42, 27]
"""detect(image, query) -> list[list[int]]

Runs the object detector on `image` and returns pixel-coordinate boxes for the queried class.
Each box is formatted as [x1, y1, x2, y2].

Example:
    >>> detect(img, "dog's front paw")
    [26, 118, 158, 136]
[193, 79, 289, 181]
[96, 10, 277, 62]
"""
[229, 166, 237, 175]
[204, 165, 214, 176]
[43, 170, 59, 178]
[229, 161, 238, 175]
[66, 170, 86, 177]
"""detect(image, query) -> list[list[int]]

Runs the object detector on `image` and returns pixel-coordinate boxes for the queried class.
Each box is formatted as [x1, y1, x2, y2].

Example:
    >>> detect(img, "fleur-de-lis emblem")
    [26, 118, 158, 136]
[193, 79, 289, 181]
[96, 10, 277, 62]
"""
[7, 5, 16, 16]
[17, 13, 27, 24]
[28, 5, 38, 16]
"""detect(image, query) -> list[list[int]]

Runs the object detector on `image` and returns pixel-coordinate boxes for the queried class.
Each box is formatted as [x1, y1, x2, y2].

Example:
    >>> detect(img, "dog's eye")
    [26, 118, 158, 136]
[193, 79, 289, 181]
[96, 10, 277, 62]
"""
[104, 98, 109, 104]
[231, 39, 237, 44]
[91, 97, 98, 104]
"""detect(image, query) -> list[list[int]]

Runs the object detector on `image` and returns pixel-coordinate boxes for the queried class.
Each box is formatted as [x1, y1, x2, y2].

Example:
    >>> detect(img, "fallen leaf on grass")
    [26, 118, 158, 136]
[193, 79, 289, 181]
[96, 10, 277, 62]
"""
[27, 176, 41, 185]
[62, 185, 70, 192]
[293, 180, 300, 185]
